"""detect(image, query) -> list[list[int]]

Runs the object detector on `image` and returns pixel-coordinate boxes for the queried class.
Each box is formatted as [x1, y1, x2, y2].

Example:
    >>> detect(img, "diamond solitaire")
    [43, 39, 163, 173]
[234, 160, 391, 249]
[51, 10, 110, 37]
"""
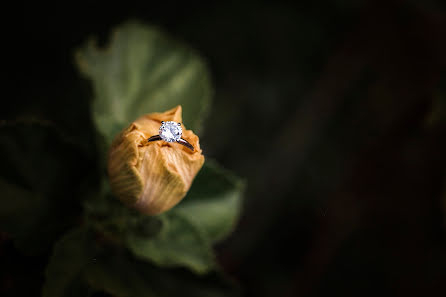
[147, 121, 194, 151]
[159, 121, 182, 142]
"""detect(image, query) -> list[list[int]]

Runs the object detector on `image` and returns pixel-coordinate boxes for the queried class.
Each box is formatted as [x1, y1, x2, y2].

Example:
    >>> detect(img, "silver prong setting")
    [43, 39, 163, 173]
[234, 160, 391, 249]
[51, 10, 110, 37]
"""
[147, 121, 193, 151]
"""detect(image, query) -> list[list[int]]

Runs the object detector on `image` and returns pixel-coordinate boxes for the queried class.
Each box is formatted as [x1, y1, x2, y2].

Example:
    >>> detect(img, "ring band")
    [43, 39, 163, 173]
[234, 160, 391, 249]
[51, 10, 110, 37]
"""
[147, 135, 194, 151]
[147, 121, 194, 151]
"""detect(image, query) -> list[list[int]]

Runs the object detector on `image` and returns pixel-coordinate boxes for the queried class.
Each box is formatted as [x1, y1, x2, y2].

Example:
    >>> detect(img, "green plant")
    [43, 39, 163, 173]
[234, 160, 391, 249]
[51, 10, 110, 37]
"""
[0, 21, 243, 297]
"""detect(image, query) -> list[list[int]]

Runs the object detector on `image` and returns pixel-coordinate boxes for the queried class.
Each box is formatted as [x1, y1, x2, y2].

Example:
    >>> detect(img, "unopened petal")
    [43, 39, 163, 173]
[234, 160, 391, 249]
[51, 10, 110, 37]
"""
[108, 105, 204, 215]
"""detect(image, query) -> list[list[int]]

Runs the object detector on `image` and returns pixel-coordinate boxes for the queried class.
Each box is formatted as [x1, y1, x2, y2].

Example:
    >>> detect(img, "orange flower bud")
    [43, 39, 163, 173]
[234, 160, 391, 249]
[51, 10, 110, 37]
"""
[108, 106, 204, 215]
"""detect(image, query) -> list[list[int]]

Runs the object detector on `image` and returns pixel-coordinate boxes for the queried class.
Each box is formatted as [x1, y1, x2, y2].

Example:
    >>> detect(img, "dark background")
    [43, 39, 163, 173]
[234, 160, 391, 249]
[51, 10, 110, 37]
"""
[2, 0, 446, 296]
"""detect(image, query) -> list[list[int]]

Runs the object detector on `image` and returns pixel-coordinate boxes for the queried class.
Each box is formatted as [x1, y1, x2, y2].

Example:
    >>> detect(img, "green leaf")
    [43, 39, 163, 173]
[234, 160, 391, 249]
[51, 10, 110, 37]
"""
[84, 186, 213, 274]
[0, 122, 91, 254]
[0, 178, 47, 244]
[44, 227, 237, 297]
[76, 21, 213, 143]
[84, 189, 163, 243]
[85, 161, 243, 274]
[85, 249, 158, 297]
[42, 228, 93, 297]
[126, 212, 215, 274]
[85, 247, 238, 297]
[175, 160, 244, 243]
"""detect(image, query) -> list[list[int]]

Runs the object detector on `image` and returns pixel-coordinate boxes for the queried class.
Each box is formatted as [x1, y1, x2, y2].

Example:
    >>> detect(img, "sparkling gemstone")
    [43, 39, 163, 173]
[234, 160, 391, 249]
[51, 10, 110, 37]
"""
[159, 121, 182, 142]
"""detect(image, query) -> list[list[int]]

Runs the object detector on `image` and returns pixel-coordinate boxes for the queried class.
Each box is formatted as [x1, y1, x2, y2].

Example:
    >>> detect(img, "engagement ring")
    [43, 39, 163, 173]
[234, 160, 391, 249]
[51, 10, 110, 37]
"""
[148, 121, 194, 151]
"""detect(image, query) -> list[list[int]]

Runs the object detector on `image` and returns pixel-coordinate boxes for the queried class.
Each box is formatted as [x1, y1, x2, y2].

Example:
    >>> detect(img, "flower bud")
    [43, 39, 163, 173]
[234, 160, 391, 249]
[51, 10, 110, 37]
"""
[107, 106, 204, 215]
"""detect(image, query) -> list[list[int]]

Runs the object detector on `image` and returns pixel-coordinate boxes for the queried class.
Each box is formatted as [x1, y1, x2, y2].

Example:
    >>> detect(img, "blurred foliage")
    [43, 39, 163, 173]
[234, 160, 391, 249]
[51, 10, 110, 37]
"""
[43, 227, 237, 297]
[0, 122, 91, 255]
[76, 21, 212, 144]
[1, 21, 243, 296]
[175, 160, 243, 243]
